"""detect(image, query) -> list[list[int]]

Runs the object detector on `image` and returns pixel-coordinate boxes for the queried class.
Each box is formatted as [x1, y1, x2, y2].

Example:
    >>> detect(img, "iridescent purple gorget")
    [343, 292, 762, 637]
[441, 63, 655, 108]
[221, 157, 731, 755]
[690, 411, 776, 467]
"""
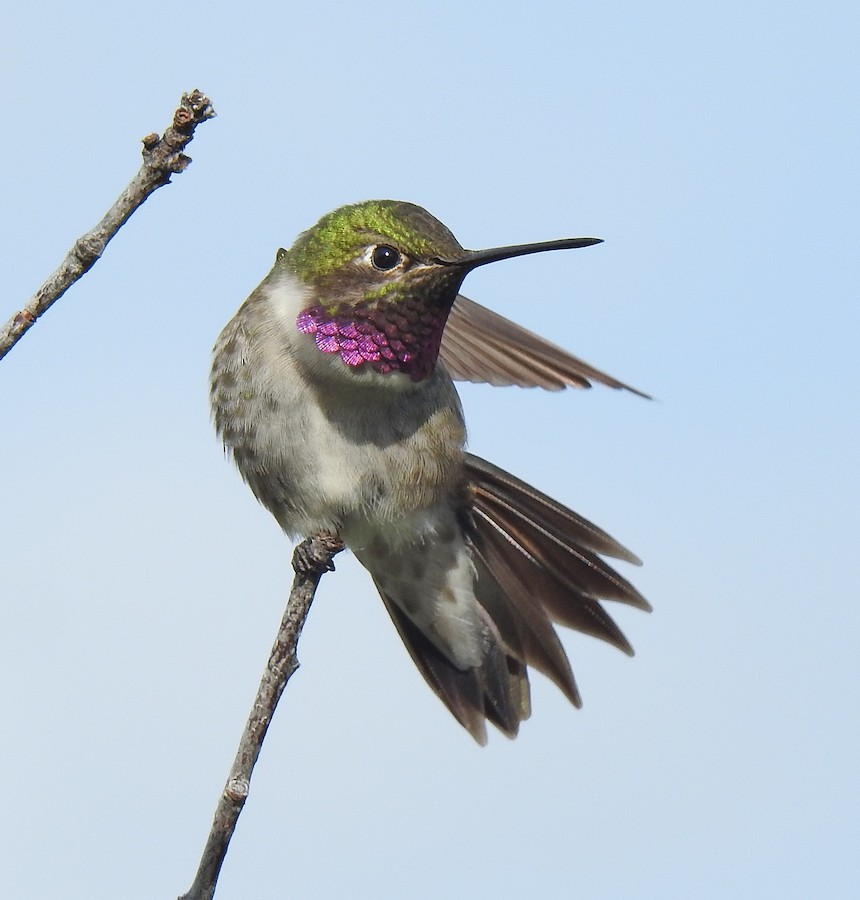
[296, 302, 449, 382]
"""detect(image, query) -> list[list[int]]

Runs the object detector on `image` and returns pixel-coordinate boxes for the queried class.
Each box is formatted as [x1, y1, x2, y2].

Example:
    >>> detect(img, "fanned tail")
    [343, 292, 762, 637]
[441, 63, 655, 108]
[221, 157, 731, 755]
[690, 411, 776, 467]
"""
[465, 453, 649, 724]
[373, 454, 649, 744]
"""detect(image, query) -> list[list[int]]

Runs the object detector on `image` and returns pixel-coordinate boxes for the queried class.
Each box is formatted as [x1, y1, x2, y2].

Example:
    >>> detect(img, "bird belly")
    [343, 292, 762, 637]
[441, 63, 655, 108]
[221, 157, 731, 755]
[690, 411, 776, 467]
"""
[217, 351, 467, 540]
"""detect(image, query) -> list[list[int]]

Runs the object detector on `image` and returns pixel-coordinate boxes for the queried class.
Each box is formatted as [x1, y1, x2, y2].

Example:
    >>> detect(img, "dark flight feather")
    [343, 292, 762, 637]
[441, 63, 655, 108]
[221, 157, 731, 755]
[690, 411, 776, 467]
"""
[440, 295, 651, 398]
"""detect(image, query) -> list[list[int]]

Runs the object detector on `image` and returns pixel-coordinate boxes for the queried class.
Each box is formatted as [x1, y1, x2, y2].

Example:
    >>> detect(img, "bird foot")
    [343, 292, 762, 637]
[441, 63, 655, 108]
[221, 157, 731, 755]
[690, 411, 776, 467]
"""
[293, 531, 345, 577]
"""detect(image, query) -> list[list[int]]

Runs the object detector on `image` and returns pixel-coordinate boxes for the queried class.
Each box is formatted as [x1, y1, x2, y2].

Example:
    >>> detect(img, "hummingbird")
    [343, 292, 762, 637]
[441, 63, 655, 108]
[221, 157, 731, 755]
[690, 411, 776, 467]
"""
[211, 200, 649, 744]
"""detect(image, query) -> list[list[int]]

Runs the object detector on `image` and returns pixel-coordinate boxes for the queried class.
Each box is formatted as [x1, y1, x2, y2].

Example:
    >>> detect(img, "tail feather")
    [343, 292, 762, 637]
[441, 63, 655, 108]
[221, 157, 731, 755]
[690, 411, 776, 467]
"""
[469, 524, 581, 706]
[466, 453, 645, 567]
[477, 488, 648, 611]
[378, 586, 527, 745]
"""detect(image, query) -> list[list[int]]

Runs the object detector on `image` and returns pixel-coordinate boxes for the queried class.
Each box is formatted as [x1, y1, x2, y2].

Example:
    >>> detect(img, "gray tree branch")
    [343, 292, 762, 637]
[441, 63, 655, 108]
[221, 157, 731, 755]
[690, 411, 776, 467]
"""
[0, 89, 216, 362]
[179, 532, 345, 900]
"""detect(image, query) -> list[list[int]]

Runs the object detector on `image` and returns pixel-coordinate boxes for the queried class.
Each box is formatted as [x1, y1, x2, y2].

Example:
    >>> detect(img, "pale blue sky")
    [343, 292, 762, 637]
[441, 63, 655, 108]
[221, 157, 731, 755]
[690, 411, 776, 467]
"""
[2, 2, 858, 898]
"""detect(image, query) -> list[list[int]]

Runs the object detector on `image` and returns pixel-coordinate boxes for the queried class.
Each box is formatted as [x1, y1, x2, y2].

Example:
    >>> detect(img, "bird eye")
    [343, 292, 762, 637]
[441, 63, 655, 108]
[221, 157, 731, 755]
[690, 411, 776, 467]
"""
[370, 244, 401, 271]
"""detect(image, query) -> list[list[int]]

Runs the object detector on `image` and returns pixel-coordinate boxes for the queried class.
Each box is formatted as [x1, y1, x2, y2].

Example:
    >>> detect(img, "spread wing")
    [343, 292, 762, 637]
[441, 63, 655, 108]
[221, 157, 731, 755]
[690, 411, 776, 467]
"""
[440, 294, 650, 398]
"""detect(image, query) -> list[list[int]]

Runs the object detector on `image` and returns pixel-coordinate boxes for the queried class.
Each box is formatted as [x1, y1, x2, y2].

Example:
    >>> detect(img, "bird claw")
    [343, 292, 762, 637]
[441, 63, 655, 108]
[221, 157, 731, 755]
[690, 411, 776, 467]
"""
[293, 532, 345, 577]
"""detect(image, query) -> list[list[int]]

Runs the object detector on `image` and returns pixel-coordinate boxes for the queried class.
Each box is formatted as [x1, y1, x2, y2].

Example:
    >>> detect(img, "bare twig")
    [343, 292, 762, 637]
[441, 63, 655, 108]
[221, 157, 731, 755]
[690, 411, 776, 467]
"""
[179, 532, 345, 900]
[0, 89, 216, 362]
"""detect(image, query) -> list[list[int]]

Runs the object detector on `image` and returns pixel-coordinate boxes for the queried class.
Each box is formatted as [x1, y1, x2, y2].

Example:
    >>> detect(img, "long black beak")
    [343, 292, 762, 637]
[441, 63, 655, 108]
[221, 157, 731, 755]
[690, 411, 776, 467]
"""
[450, 236, 602, 271]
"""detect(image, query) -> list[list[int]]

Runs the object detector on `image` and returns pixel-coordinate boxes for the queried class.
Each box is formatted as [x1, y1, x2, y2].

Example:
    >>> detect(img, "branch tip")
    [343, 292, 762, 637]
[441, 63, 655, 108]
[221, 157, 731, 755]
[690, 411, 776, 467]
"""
[0, 88, 216, 363]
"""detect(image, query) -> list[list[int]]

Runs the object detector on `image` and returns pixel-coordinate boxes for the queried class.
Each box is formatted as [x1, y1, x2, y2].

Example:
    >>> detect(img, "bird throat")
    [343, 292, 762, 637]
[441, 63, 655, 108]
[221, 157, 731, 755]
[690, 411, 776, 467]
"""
[296, 297, 452, 382]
